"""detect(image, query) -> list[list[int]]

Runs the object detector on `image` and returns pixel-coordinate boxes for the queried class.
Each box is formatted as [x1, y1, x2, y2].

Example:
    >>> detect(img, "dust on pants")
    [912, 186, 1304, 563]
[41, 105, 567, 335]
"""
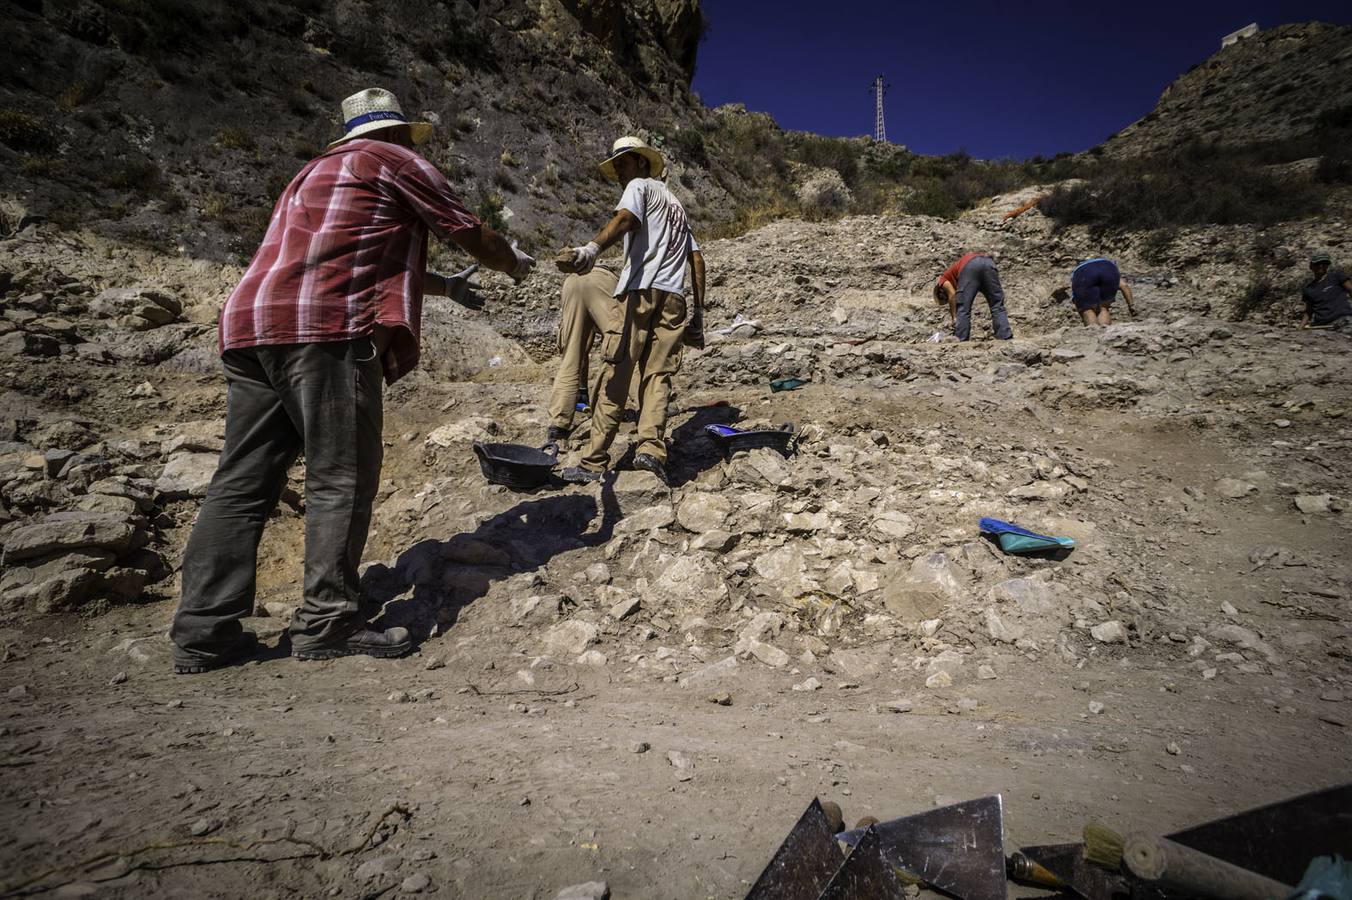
[580, 288, 686, 469]
[171, 338, 383, 659]
[954, 255, 1014, 341]
[547, 268, 641, 431]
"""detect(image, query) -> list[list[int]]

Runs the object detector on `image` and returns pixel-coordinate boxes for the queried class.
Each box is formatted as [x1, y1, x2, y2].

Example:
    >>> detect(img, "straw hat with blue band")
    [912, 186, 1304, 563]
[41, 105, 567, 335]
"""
[328, 88, 434, 149]
[598, 135, 665, 182]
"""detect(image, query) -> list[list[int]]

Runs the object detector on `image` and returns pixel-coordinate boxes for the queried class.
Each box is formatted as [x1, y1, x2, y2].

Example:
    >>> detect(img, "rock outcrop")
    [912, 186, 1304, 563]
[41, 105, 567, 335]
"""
[1100, 23, 1352, 158]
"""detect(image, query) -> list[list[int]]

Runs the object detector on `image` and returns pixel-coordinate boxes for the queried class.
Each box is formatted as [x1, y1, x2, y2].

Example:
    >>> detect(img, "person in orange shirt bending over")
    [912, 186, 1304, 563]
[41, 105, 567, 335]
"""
[933, 251, 1013, 341]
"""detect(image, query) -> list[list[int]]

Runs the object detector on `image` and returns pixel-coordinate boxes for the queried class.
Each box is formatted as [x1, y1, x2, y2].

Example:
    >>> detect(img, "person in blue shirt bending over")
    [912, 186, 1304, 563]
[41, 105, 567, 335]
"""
[1070, 257, 1135, 326]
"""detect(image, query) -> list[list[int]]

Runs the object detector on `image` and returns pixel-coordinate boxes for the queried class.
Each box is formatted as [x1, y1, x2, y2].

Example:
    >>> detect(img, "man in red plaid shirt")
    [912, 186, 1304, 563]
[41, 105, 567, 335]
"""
[171, 88, 535, 674]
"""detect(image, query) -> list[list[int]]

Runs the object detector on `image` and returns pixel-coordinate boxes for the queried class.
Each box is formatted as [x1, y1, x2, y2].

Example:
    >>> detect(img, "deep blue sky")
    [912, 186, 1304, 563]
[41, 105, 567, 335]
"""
[692, 2, 1352, 160]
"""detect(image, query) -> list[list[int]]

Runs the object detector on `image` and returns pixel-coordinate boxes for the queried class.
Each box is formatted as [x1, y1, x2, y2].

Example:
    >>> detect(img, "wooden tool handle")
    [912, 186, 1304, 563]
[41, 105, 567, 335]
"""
[1007, 853, 1066, 889]
[1123, 834, 1293, 900]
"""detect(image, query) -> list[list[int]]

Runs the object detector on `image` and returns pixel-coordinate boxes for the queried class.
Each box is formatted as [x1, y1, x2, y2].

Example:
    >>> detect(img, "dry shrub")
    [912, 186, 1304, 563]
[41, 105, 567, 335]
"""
[0, 109, 58, 152]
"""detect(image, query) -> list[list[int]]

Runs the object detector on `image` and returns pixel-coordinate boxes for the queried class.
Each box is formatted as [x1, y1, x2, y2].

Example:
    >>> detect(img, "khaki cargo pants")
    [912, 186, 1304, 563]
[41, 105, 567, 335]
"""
[580, 287, 687, 471]
[547, 267, 639, 431]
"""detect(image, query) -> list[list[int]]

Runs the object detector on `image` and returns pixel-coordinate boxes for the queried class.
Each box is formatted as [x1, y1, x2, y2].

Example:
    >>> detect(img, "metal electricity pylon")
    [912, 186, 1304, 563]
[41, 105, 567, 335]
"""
[871, 74, 889, 143]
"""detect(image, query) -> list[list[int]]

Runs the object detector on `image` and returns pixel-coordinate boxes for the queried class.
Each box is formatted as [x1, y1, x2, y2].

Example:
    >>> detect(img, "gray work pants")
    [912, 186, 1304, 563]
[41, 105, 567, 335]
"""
[171, 338, 383, 661]
[954, 256, 1014, 341]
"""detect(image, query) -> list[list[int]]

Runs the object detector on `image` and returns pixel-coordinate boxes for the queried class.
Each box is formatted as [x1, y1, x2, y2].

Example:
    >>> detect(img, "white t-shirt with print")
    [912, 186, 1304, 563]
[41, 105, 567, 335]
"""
[613, 177, 696, 297]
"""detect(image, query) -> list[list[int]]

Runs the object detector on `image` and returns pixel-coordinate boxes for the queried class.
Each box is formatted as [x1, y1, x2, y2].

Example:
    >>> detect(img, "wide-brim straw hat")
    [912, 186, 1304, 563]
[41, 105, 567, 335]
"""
[598, 136, 665, 182]
[328, 88, 434, 149]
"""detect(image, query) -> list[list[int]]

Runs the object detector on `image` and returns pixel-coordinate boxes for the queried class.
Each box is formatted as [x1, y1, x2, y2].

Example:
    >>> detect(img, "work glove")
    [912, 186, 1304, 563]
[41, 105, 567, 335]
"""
[683, 306, 705, 349]
[509, 243, 536, 284]
[569, 241, 601, 276]
[445, 264, 483, 310]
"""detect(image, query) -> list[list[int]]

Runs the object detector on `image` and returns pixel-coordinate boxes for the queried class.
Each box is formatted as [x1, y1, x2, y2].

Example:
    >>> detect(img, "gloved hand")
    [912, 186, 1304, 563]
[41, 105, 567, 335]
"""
[446, 264, 483, 310]
[510, 244, 536, 284]
[569, 241, 601, 275]
[683, 306, 704, 349]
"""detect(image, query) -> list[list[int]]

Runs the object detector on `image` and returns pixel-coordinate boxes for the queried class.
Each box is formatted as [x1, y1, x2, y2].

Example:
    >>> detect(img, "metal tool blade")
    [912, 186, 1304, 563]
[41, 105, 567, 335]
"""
[745, 798, 846, 900]
[836, 795, 1006, 900]
[1019, 842, 1128, 900]
[1166, 783, 1352, 885]
[816, 826, 905, 900]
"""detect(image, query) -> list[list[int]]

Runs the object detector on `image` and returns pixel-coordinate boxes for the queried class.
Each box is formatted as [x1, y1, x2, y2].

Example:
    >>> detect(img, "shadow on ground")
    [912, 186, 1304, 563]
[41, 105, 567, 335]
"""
[363, 480, 622, 643]
[666, 403, 742, 488]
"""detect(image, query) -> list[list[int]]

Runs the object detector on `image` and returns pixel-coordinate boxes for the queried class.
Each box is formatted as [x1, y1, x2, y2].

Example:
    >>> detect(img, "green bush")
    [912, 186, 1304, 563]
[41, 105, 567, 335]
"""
[790, 135, 860, 187]
[102, 154, 165, 195]
[104, 0, 252, 57]
[330, 11, 389, 71]
[0, 109, 58, 152]
[669, 129, 708, 167]
[475, 192, 507, 232]
[1041, 150, 1322, 231]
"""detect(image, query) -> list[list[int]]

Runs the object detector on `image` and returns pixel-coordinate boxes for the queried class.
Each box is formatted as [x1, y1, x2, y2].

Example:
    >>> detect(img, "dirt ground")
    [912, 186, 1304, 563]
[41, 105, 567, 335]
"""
[3, 349, 1350, 898]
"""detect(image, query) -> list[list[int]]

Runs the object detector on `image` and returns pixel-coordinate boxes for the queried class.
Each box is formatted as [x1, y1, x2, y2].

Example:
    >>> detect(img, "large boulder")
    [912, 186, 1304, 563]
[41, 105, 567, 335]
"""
[0, 331, 61, 358]
[615, 503, 676, 535]
[425, 417, 498, 447]
[542, 619, 599, 658]
[644, 552, 729, 615]
[752, 545, 811, 600]
[156, 452, 219, 499]
[676, 492, 731, 533]
[880, 552, 967, 621]
[2, 512, 140, 564]
[91, 287, 183, 330]
[795, 166, 854, 217]
[727, 448, 793, 491]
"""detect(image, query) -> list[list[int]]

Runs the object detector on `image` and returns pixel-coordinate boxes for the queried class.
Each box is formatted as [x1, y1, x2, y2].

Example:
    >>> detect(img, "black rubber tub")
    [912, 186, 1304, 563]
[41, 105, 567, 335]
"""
[703, 423, 796, 459]
[473, 442, 558, 490]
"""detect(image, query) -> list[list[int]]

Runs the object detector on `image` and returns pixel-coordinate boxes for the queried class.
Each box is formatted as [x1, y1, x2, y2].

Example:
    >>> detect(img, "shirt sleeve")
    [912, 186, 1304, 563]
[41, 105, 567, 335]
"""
[690, 231, 700, 253]
[385, 156, 481, 240]
[617, 180, 647, 221]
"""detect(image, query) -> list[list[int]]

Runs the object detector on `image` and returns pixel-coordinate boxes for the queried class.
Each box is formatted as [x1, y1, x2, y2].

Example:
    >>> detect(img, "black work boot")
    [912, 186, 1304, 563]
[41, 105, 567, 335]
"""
[173, 631, 260, 675]
[546, 425, 571, 444]
[632, 453, 668, 486]
[560, 465, 603, 484]
[293, 626, 413, 661]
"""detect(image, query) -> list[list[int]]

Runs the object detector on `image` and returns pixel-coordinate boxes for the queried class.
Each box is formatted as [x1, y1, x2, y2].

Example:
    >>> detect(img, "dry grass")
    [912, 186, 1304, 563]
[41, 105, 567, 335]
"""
[215, 127, 257, 152]
[706, 194, 801, 240]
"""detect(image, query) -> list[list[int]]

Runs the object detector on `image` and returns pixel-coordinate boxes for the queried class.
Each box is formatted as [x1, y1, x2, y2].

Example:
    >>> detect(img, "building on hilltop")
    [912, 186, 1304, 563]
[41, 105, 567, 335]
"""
[1221, 23, 1259, 49]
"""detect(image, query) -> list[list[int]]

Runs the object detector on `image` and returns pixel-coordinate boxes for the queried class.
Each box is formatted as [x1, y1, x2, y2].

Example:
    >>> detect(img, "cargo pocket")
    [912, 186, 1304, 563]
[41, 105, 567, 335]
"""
[556, 311, 572, 356]
[667, 293, 688, 329]
[600, 330, 624, 365]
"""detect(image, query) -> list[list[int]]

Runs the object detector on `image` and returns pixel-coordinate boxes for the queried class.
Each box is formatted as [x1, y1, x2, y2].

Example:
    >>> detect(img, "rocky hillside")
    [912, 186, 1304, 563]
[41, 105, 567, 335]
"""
[1100, 22, 1352, 158]
[0, 0, 746, 262]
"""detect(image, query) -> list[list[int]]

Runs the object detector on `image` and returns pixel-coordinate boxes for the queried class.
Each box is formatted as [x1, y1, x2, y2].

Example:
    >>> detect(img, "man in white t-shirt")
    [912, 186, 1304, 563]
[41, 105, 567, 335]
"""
[559, 136, 705, 486]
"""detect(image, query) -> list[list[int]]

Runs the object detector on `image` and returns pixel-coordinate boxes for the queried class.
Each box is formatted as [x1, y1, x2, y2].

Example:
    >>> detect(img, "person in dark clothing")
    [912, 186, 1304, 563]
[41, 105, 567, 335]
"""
[1301, 253, 1352, 331]
[933, 252, 1013, 341]
[1070, 257, 1135, 326]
